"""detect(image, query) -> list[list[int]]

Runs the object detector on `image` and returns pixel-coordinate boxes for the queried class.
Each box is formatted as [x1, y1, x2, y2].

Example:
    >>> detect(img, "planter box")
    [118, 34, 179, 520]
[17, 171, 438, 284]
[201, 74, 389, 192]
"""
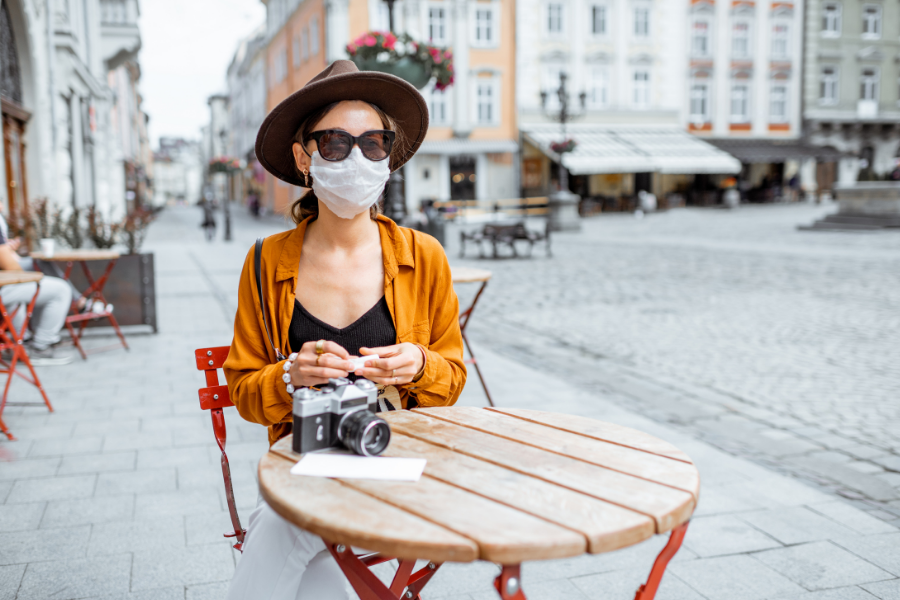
[37, 252, 158, 332]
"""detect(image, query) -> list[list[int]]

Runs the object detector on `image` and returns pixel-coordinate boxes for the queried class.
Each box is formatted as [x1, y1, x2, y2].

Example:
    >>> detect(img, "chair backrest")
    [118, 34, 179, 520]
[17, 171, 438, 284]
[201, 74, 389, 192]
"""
[194, 346, 246, 551]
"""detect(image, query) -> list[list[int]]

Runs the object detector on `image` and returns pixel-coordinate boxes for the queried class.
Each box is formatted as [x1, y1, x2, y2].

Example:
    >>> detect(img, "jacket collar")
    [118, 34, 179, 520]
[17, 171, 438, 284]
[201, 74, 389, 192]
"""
[275, 214, 414, 283]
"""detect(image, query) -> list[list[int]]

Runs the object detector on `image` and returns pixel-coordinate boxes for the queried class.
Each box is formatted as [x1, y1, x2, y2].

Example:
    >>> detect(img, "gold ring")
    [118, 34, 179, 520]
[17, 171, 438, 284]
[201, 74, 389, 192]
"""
[316, 355, 321, 366]
[392, 369, 395, 377]
[315, 340, 325, 355]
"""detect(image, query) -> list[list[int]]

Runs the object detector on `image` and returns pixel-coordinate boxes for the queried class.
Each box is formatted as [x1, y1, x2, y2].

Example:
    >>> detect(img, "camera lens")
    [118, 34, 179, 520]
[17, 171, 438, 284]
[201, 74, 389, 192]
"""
[337, 410, 391, 456]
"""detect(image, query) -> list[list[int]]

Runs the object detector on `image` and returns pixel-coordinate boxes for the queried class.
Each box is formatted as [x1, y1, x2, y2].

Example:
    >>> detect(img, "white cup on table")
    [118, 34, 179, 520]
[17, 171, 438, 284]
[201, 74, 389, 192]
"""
[39, 238, 55, 258]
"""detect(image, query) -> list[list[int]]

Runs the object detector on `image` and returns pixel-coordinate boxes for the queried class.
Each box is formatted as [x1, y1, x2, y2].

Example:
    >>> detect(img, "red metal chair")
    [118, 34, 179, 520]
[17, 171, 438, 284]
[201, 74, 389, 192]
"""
[193, 346, 444, 598]
[194, 346, 246, 551]
[0, 277, 54, 440]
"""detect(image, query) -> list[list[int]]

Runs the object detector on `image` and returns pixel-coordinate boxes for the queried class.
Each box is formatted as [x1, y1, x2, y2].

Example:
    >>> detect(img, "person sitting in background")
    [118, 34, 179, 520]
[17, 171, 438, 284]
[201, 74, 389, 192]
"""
[0, 213, 73, 365]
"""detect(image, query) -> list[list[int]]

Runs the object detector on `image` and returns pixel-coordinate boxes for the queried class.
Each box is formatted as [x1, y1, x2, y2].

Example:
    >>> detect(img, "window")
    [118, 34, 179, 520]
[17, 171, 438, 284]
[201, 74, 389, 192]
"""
[861, 68, 878, 100]
[730, 84, 750, 122]
[692, 19, 710, 57]
[820, 66, 838, 104]
[690, 82, 709, 121]
[591, 4, 607, 36]
[862, 5, 881, 39]
[292, 35, 301, 66]
[429, 85, 451, 125]
[309, 17, 319, 56]
[273, 49, 288, 84]
[634, 5, 649, 37]
[472, 4, 499, 47]
[732, 20, 750, 58]
[633, 69, 650, 107]
[770, 84, 788, 122]
[822, 2, 841, 36]
[587, 66, 609, 107]
[546, 3, 564, 35]
[475, 78, 499, 125]
[771, 23, 789, 58]
[429, 7, 447, 44]
[301, 31, 309, 61]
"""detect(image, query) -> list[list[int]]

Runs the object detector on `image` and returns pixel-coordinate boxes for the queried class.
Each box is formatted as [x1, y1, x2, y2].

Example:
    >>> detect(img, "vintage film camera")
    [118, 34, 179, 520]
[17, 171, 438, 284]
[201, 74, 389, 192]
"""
[291, 378, 391, 456]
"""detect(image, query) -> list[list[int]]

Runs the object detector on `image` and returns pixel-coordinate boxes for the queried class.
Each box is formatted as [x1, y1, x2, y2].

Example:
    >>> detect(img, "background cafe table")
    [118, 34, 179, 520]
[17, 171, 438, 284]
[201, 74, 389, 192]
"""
[260, 406, 699, 600]
[31, 249, 129, 359]
[450, 267, 494, 407]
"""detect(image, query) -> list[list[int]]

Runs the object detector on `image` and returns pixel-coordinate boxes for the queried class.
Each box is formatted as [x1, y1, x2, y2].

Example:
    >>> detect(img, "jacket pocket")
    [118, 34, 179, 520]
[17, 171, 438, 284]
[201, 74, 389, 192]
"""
[400, 319, 431, 346]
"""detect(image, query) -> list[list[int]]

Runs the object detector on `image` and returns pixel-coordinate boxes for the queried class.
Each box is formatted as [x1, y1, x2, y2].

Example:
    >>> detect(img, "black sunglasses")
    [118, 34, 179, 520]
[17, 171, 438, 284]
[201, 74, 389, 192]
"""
[303, 129, 395, 162]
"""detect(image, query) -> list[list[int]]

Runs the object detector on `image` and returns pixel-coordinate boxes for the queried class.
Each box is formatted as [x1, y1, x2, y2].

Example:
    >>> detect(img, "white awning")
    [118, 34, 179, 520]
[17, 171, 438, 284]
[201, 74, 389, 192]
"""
[418, 139, 519, 155]
[522, 124, 741, 175]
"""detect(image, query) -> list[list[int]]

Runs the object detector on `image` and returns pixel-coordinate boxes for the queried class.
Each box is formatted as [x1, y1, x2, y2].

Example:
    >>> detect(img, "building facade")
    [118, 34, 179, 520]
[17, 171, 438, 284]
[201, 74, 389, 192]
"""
[256, 0, 519, 215]
[516, 0, 739, 204]
[152, 137, 202, 207]
[803, 0, 900, 183]
[0, 0, 147, 234]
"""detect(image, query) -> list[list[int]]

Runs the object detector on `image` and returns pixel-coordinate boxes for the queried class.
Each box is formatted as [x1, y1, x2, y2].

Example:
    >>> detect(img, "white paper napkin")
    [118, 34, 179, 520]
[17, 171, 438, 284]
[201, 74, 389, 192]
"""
[290, 452, 426, 482]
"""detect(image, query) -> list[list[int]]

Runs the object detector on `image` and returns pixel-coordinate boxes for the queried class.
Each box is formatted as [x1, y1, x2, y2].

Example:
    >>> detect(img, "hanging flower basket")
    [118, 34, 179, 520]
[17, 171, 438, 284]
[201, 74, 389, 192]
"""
[550, 139, 578, 154]
[209, 157, 241, 174]
[346, 31, 454, 91]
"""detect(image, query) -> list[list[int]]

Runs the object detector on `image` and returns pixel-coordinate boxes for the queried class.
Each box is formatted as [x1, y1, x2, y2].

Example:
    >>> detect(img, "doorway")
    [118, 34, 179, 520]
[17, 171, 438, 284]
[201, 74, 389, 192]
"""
[450, 156, 476, 200]
[2, 100, 30, 232]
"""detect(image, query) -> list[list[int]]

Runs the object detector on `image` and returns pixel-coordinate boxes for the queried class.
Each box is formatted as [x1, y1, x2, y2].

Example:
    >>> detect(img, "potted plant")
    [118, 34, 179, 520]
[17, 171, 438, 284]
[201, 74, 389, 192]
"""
[550, 139, 578, 154]
[346, 31, 454, 91]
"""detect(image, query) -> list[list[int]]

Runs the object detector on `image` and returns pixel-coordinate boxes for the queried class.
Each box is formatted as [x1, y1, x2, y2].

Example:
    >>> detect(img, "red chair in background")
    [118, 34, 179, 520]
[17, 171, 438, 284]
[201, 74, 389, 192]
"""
[194, 346, 246, 551]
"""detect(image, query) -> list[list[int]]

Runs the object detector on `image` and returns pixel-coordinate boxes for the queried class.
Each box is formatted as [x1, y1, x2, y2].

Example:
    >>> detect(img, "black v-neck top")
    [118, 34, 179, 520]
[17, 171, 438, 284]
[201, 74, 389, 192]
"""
[288, 296, 397, 358]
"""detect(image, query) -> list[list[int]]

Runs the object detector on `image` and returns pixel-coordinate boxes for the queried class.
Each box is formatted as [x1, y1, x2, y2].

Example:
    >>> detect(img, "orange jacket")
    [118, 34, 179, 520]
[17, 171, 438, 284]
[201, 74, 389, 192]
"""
[224, 216, 466, 446]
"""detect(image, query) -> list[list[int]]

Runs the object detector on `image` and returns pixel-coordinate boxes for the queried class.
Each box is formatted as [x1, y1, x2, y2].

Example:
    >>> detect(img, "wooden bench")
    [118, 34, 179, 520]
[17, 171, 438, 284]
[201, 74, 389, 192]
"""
[460, 221, 551, 259]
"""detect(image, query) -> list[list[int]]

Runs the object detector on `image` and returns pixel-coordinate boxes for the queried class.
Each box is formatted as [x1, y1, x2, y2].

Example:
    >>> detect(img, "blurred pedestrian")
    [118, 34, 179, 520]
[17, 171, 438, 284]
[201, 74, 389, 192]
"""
[200, 199, 217, 241]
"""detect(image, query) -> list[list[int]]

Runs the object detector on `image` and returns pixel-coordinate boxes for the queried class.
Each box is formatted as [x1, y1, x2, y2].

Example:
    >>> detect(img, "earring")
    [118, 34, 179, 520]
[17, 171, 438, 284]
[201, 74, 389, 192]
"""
[301, 169, 310, 187]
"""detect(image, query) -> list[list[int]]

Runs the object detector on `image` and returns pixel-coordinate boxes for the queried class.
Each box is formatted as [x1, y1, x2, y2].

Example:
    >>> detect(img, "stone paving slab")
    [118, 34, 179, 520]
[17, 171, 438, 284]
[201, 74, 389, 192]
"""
[0, 205, 897, 599]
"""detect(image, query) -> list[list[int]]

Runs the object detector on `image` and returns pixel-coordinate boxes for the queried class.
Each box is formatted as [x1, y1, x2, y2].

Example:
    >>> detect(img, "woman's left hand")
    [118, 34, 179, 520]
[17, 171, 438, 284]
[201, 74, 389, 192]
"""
[355, 343, 424, 386]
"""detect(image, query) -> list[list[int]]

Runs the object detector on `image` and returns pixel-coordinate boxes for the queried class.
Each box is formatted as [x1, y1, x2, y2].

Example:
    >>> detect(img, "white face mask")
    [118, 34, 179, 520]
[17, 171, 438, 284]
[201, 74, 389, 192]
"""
[309, 148, 391, 219]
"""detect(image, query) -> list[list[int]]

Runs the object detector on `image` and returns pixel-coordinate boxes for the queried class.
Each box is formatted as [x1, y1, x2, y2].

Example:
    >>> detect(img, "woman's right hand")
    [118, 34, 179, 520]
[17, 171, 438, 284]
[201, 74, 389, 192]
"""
[288, 340, 354, 388]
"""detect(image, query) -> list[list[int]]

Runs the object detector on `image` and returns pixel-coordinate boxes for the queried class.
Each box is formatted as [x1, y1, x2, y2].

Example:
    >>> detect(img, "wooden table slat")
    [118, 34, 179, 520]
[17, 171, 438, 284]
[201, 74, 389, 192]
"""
[31, 250, 120, 261]
[386, 411, 695, 533]
[0, 271, 43, 286]
[419, 407, 699, 498]
[450, 267, 492, 283]
[260, 450, 479, 563]
[386, 434, 655, 554]
[488, 407, 693, 464]
[341, 474, 586, 563]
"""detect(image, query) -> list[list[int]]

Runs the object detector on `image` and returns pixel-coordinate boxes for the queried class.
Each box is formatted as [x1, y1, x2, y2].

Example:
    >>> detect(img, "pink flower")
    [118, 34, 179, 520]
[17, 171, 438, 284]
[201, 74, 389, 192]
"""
[346, 43, 357, 54]
[384, 33, 397, 49]
[428, 47, 440, 59]
[363, 35, 377, 46]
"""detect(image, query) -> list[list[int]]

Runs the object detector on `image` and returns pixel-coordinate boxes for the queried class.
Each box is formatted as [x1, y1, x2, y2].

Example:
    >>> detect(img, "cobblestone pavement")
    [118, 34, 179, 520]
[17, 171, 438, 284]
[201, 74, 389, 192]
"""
[0, 204, 897, 600]
[451, 203, 900, 515]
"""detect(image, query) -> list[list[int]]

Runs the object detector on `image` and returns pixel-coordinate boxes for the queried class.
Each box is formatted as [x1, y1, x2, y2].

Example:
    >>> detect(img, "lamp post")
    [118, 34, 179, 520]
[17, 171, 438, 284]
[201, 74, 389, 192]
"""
[218, 129, 232, 242]
[379, 0, 407, 224]
[540, 72, 586, 232]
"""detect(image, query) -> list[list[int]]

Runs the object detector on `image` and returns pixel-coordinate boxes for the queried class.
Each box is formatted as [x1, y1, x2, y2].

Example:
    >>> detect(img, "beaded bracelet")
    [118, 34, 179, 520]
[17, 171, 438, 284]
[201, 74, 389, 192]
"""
[280, 352, 299, 394]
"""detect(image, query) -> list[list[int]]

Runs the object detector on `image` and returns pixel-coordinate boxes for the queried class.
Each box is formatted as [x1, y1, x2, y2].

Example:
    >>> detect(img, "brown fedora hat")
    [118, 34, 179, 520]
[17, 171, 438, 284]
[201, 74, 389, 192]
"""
[255, 60, 429, 186]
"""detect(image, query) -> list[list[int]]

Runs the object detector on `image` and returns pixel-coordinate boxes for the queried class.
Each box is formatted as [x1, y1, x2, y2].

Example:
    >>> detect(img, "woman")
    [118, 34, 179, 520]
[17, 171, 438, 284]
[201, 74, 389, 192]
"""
[223, 60, 466, 600]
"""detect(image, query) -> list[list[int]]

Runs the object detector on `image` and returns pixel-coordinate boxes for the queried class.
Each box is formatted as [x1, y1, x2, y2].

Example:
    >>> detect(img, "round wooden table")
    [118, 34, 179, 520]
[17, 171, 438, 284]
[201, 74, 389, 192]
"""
[450, 267, 494, 407]
[260, 406, 699, 600]
[31, 249, 128, 359]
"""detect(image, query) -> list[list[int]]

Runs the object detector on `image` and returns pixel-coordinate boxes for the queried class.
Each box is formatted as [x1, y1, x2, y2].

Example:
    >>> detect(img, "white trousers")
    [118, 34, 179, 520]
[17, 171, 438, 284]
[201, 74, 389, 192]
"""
[226, 499, 358, 600]
[0, 276, 72, 349]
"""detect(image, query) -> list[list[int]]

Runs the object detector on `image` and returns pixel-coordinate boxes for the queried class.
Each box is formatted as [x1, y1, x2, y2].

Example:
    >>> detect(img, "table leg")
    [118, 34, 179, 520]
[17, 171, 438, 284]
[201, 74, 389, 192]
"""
[633, 521, 690, 600]
[458, 280, 494, 407]
[494, 564, 526, 599]
[327, 543, 442, 600]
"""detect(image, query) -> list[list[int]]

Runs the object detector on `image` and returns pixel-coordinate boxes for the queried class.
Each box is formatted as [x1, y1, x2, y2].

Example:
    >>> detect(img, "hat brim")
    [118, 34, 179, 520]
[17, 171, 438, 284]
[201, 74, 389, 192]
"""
[255, 70, 429, 186]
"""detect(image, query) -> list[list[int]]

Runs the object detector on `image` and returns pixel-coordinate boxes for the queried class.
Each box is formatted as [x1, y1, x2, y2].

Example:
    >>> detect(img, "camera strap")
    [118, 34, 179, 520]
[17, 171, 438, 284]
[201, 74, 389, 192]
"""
[255, 237, 286, 362]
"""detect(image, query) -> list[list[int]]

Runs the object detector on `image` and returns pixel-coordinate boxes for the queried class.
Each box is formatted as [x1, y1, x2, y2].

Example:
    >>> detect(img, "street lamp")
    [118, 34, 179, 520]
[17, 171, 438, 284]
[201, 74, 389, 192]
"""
[379, 0, 407, 224]
[218, 129, 232, 242]
[539, 71, 586, 231]
[540, 72, 587, 196]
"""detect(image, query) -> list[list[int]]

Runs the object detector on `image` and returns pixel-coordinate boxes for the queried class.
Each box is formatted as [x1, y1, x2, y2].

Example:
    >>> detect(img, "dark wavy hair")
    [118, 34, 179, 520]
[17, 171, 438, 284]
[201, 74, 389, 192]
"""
[289, 101, 407, 224]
